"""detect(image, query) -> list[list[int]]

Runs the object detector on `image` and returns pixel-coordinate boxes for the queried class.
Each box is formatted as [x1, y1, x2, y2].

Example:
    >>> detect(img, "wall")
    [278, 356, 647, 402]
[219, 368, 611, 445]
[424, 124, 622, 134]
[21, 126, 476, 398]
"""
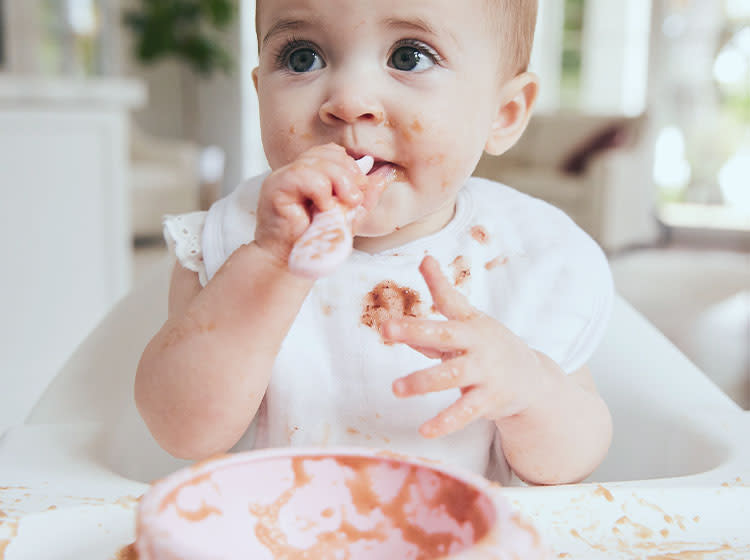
[119, 0, 265, 192]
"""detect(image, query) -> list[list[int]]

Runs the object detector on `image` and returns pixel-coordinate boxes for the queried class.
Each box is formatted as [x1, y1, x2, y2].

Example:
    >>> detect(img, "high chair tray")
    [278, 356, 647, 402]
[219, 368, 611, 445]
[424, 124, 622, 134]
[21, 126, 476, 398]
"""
[1, 422, 749, 559]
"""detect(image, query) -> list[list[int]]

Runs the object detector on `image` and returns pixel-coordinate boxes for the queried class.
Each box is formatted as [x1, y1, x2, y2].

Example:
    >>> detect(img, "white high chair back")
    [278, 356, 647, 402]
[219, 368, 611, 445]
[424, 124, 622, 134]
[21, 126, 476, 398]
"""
[25, 257, 745, 484]
[26, 257, 193, 479]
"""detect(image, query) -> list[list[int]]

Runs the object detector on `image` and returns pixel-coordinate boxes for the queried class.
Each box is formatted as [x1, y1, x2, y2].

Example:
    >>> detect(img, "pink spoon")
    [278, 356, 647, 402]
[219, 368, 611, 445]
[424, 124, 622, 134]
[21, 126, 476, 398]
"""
[288, 155, 374, 278]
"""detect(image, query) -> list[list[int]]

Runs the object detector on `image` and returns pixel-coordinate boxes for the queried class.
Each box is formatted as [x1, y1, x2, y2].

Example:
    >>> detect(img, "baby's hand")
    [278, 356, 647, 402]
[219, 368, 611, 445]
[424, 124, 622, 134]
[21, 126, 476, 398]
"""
[382, 256, 542, 438]
[255, 144, 368, 265]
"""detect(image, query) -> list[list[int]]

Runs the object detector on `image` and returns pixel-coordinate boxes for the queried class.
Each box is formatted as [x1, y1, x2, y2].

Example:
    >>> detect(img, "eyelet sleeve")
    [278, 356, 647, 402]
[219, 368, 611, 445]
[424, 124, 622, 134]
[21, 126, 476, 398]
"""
[163, 212, 209, 286]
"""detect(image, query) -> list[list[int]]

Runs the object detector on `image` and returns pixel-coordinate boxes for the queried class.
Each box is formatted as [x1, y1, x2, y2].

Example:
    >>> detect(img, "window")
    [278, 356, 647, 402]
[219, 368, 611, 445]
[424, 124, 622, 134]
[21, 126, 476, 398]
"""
[39, 0, 104, 75]
[560, 0, 585, 108]
[653, 0, 750, 229]
[0, 0, 116, 75]
[530, 0, 651, 115]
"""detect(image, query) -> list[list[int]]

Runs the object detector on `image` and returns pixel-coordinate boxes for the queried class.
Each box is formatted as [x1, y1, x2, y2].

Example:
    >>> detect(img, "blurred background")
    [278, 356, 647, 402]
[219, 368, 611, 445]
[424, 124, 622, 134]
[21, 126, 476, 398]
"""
[0, 0, 747, 427]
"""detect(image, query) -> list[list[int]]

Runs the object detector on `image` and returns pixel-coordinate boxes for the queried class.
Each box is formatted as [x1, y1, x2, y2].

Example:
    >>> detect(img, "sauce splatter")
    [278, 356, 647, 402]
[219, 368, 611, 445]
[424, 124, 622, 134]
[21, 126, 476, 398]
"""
[594, 485, 614, 502]
[361, 281, 423, 334]
[450, 256, 471, 287]
[485, 256, 508, 270]
[470, 226, 489, 244]
[115, 544, 139, 560]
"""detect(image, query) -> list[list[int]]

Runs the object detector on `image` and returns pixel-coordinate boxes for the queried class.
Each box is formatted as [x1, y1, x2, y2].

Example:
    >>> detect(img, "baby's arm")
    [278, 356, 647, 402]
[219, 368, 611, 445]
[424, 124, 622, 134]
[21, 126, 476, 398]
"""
[136, 144, 374, 460]
[383, 256, 612, 485]
[135, 243, 315, 460]
[493, 362, 612, 485]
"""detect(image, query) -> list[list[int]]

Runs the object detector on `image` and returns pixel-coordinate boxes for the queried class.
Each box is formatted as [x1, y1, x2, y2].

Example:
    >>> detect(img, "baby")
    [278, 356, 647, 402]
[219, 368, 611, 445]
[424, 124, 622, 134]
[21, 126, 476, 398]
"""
[136, 0, 614, 486]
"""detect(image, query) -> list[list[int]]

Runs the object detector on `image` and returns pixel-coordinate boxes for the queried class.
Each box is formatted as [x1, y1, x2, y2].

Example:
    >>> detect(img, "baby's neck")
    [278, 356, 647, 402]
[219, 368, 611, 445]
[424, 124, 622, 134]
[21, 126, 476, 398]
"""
[353, 199, 457, 254]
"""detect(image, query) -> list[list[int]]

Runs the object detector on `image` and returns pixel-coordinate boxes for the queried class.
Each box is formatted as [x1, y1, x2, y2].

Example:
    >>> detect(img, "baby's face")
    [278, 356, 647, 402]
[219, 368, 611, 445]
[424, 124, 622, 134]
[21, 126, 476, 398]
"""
[255, 0, 506, 246]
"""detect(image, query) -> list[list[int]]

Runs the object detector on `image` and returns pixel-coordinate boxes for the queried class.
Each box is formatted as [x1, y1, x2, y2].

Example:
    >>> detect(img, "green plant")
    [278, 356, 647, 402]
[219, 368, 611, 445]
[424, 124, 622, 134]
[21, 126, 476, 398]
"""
[123, 0, 237, 77]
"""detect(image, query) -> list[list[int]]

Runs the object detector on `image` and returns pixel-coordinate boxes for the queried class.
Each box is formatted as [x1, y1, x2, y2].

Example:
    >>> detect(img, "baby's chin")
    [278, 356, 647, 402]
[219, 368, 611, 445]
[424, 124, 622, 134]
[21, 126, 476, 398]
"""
[353, 223, 401, 241]
[352, 220, 410, 253]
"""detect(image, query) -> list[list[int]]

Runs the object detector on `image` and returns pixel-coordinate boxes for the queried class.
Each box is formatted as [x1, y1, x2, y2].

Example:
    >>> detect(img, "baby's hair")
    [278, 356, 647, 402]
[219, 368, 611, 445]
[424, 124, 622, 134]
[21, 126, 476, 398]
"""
[486, 0, 539, 77]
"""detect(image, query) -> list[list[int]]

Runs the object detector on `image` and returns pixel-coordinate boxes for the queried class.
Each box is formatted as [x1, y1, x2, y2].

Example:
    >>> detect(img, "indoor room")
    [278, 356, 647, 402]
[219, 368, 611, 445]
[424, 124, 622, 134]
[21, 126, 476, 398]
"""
[1, 0, 748, 557]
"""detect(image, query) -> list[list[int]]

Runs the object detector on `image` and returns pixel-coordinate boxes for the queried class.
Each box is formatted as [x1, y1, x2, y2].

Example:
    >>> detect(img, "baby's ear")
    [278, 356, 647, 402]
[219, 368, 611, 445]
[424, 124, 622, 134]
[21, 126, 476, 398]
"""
[484, 72, 539, 156]
[252, 67, 259, 93]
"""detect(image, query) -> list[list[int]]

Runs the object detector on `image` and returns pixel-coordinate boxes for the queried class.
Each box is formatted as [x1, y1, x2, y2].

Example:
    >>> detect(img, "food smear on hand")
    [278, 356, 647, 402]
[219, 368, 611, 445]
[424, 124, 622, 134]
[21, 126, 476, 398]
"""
[288, 156, 374, 278]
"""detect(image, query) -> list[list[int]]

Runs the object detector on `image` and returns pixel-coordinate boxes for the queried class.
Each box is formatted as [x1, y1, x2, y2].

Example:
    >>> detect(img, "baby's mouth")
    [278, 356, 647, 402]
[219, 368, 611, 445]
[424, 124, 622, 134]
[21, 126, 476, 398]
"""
[369, 159, 394, 176]
[347, 149, 404, 181]
[354, 159, 402, 214]
[364, 158, 406, 184]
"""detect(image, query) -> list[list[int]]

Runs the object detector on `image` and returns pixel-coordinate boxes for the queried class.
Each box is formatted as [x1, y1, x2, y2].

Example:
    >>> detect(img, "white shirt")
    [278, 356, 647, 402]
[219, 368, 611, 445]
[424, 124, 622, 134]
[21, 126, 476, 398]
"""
[164, 175, 613, 485]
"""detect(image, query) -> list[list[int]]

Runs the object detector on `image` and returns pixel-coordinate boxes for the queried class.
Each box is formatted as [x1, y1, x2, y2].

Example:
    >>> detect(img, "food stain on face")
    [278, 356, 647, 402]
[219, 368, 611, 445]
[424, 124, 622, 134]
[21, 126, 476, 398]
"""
[451, 256, 471, 287]
[361, 281, 424, 336]
[384, 118, 419, 142]
[470, 226, 489, 244]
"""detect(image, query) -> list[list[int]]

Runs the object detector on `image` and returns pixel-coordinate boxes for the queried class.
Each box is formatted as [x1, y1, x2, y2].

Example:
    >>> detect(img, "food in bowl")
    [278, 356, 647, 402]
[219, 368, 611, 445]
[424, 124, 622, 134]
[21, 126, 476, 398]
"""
[134, 448, 551, 559]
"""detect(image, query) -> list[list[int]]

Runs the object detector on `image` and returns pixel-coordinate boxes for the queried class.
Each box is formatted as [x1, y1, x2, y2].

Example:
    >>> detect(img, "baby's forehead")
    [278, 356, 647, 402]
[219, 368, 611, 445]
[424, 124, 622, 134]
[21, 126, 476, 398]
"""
[256, 0, 494, 23]
[256, 0, 497, 36]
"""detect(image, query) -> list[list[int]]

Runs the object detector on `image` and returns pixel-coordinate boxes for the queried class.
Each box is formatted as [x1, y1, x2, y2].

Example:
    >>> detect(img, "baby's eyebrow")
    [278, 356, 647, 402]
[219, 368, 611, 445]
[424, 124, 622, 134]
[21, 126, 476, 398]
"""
[262, 18, 316, 48]
[382, 16, 459, 48]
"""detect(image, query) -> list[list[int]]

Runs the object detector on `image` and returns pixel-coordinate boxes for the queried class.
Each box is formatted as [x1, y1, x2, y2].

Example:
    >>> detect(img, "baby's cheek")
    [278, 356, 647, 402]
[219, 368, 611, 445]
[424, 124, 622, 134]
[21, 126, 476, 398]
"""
[263, 126, 313, 170]
[286, 123, 314, 143]
[416, 141, 469, 189]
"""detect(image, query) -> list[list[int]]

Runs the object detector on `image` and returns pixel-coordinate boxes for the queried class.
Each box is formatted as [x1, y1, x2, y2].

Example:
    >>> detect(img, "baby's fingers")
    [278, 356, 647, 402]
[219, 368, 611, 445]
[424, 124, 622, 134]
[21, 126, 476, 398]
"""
[300, 160, 363, 208]
[419, 388, 487, 438]
[420, 256, 479, 321]
[381, 318, 470, 353]
[393, 357, 474, 397]
[275, 166, 337, 214]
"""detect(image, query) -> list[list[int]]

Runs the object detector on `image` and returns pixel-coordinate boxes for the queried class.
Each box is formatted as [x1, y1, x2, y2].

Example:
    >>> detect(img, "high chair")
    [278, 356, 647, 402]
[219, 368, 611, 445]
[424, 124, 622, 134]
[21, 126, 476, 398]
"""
[5, 256, 748, 558]
[24, 256, 749, 486]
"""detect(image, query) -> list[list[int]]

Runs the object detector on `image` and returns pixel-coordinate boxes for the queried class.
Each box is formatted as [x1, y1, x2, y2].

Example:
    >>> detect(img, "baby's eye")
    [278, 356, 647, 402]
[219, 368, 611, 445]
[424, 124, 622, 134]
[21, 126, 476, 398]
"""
[389, 42, 438, 72]
[287, 47, 324, 73]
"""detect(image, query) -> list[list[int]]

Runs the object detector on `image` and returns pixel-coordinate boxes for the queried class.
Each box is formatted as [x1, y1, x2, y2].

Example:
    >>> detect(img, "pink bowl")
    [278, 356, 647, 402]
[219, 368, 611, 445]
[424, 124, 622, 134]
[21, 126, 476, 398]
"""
[135, 447, 550, 559]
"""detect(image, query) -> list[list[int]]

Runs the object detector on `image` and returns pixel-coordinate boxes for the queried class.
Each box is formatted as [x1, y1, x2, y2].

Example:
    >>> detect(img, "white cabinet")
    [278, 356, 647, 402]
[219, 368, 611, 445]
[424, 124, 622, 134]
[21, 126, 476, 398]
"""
[0, 76, 145, 427]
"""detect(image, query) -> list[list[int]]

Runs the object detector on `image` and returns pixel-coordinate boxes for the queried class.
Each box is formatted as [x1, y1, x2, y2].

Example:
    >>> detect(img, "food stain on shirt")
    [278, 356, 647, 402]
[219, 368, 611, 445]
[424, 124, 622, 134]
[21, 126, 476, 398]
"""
[361, 281, 424, 336]
[450, 256, 471, 287]
[287, 425, 301, 441]
[115, 543, 138, 560]
[485, 256, 508, 270]
[470, 226, 489, 244]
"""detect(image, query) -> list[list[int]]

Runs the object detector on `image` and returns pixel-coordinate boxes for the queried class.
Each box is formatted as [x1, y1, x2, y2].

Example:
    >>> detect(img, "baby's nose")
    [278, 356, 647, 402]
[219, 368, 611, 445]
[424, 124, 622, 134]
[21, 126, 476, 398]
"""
[319, 89, 385, 126]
